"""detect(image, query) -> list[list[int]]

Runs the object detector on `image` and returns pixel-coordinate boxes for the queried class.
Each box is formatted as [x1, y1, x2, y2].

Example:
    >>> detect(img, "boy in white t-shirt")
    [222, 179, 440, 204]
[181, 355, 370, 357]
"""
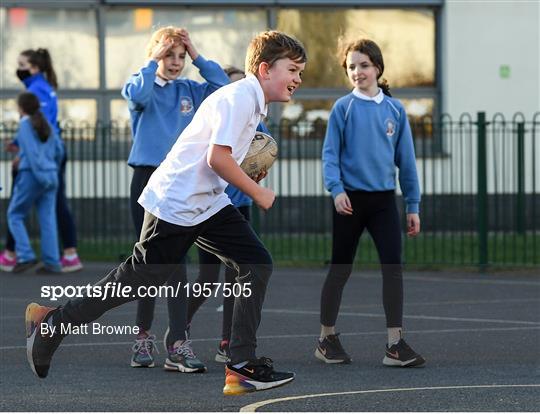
[25, 31, 306, 396]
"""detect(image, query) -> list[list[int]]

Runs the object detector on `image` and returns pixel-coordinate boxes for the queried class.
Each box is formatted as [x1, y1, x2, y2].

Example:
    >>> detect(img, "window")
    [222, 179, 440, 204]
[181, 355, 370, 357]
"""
[0, 7, 99, 89]
[105, 8, 267, 88]
[276, 8, 435, 89]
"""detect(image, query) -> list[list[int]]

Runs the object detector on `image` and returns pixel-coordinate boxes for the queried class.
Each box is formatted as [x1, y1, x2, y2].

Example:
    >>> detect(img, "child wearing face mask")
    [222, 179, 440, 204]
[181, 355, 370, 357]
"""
[7, 92, 64, 274]
[0, 48, 82, 274]
[317, 39, 425, 367]
[122, 26, 229, 373]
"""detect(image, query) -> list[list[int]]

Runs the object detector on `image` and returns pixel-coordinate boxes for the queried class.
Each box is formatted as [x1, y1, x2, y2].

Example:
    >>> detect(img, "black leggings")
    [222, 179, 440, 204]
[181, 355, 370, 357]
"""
[60, 206, 272, 364]
[130, 166, 188, 343]
[187, 205, 251, 341]
[320, 190, 403, 328]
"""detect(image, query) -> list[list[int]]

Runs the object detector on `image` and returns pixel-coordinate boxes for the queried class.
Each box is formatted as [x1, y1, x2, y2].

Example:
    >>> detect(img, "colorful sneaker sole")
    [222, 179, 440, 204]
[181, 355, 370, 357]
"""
[223, 367, 295, 396]
[25, 303, 56, 378]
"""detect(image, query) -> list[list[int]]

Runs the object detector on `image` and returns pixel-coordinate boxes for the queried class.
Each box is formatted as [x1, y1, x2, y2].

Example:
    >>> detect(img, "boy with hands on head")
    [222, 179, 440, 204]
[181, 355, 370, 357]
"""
[123, 26, 229, 372]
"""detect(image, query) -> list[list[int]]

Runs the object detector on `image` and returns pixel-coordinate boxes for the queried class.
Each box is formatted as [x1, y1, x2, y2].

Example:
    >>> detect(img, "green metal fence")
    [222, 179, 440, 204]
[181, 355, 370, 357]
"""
[1, 112, 539, 268]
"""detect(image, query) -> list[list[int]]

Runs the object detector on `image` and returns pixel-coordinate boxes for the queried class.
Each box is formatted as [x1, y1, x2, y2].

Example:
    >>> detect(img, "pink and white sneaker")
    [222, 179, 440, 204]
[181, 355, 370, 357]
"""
[60, 256, 83, 273]
[0, 251, 16, 272]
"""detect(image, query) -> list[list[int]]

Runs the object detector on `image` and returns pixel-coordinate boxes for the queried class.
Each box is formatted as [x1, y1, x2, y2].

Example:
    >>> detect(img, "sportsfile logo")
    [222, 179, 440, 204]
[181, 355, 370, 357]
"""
[40, 282, 252, 301]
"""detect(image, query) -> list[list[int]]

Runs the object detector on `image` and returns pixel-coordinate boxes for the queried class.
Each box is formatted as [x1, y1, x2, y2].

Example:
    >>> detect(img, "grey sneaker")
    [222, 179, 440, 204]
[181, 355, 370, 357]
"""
[130, 334, 158, 368]
[163, 328, 206, 373]
[215, 340, 230, 363]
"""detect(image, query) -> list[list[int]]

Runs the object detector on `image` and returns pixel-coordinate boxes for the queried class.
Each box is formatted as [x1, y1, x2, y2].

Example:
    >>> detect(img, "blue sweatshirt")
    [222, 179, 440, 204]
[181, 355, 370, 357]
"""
[22, 73, 60, 135]
[122, 56, 229, 167]
[225, 122, 270, 207]
[17, 116, 64, 188]
[322, 92, 421, 214]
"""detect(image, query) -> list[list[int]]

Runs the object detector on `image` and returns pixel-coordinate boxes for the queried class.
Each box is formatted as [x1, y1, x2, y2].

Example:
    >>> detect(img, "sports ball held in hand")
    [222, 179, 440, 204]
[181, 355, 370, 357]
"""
[240, 132, 278, 179]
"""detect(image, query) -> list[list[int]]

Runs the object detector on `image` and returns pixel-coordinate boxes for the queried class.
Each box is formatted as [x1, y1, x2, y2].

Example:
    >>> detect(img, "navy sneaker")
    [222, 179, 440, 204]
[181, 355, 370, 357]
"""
[315, 333, 352, 364]
[13, 260, 39, 274]
[383, 339, 425, 367]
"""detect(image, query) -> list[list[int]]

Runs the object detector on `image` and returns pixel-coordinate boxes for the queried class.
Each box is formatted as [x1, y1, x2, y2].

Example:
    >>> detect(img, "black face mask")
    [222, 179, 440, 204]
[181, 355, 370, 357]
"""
[16, 69, 31, 81]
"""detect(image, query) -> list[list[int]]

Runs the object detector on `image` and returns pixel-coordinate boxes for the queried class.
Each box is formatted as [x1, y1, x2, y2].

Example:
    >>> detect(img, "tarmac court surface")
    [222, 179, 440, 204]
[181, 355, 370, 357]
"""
[1, 263, 539, 411]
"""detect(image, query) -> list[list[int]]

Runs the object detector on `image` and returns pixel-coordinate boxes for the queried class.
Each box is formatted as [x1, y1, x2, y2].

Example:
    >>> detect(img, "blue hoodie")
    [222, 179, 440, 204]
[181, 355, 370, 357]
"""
[122, 56, 229, 167]
[322, 92, 420, 214]
[22, 73, 60, 135]
[17, 116, 64, 188]
[225, 122, 271, 208]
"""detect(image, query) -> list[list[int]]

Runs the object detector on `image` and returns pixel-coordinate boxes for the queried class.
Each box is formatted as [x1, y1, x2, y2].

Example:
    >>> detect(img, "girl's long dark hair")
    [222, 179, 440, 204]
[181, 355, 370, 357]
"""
[17, 92, 51, 142]
[20, 48, 58, 89]
[340, 39, 392, 97]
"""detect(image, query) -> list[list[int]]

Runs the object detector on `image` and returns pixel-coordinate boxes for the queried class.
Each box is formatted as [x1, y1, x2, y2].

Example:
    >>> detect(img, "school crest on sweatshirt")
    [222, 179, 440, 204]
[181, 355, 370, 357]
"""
[180, 97, 194, 115]
[385, 118, 396, 138]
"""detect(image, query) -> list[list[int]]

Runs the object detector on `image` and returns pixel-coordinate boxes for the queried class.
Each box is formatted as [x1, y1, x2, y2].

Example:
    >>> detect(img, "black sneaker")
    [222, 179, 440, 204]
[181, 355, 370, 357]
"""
[13, 260, 39, 274]
[35, 265, 62, 274]
[25, 303, 64, 378]
[215, 340, 230, 363]
[383, 339, 425, 367]
[315, 333, 352, 364]
[223, 357, 295, 395]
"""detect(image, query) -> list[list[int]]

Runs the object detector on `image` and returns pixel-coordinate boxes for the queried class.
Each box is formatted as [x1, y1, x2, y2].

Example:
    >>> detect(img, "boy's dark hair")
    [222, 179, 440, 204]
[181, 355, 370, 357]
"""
[20, 48, 58, 90]
[340, 39, 391, 97]
[17, 92, 51, 143]
[245, 31, 306, 75]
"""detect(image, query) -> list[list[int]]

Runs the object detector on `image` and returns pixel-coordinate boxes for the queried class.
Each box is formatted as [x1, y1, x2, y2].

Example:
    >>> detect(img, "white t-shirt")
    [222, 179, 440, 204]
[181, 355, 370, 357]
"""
[138, 74, 267, 226]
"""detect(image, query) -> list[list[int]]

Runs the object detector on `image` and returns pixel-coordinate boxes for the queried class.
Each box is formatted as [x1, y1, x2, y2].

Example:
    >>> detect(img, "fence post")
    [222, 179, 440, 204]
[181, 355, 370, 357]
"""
[251, 205, 261, 235]
[516, 122, 525, 234]
[477, 112, 488, 271]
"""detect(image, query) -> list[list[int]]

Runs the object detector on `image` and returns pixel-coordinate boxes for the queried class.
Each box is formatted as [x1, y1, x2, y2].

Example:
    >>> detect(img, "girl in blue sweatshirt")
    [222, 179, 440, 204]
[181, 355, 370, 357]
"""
[317, 39, 425, 367]
[123, 26, 229, 372]
[7, 92, 64, 274]
[1, 48, 81, 274]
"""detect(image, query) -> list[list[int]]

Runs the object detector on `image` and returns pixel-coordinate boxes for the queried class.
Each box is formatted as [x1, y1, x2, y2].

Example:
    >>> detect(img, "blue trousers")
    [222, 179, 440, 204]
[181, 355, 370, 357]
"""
[7, 170, 61, 269]
[5, 154, 77, 251]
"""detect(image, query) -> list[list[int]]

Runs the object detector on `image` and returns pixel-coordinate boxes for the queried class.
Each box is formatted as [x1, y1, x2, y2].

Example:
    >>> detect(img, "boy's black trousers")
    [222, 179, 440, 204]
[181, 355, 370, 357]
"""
[59, 205, 272, 364]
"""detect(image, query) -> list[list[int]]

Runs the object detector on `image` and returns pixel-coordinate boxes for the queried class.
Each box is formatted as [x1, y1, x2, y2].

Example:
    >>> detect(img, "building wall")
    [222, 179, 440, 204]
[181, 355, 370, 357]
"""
[442, 1, 540, 118]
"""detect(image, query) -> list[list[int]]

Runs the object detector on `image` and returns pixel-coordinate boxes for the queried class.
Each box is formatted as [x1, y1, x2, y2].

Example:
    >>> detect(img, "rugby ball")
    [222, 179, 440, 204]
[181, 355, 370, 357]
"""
[240, 132, 278, 179]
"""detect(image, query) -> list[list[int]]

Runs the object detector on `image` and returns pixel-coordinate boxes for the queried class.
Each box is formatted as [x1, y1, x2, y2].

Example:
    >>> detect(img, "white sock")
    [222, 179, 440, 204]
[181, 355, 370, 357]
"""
[388, 328, 402, 346]
[64, 253, 78, 260]
[233, 361, 248, 369]
[320, 325, 335, 341]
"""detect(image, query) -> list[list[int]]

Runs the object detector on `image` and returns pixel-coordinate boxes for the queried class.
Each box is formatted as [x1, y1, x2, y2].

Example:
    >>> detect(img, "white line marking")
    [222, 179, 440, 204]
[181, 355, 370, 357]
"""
[239, 384, 540, 412]
[264, 308, 540, 325]
[3, 306, 538, 325]
[1, 325, 539, 351]
[351, 273, 540, 286]
[341, 297, 540, 308]
[401, 275, 540, 286]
